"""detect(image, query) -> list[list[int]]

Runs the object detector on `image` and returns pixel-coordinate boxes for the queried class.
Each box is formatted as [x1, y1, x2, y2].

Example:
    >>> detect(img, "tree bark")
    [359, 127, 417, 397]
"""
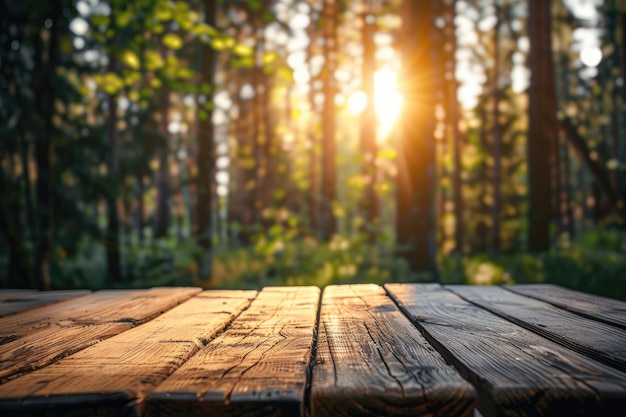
[321, 0, 338, 239]
[33, 2, 63, 290]
[105, 71, 122, 285]
[196, 0, 217, 279]
[445, 0, 464, 254]
[360, 7, 378, 234]
[397, 0, 437, 274]
[307, 23, 319, 234]
[527, 0, 556, 251]
[0, 169, 34, 288]
[491, 3, 502, 253]
[153, 85, 171, 239]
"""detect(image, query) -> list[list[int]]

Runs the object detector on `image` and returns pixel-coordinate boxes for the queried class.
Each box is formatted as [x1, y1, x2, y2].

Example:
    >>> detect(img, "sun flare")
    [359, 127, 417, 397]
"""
[374, 68, 403, 139]
[347, 67, 403, 140]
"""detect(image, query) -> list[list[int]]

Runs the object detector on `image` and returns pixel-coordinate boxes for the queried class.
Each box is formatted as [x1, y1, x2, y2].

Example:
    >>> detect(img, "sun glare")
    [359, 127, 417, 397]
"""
[347, 68, 403, 140]
[374, 68, 403, 139]
[347, 90, 368, 115]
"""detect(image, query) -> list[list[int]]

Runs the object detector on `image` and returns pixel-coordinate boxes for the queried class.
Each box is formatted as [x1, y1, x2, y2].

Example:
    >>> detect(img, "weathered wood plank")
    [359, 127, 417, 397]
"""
[0, 287, 200, 383]
[505, 284, 626, 330]
[310, 284, 475, 417]
[0, 290, 256, 417]
[0, 290, 90, 318]
[385, 283, 626, 417]
[146, 286, 320, 417]
[448, 285, 626, 373]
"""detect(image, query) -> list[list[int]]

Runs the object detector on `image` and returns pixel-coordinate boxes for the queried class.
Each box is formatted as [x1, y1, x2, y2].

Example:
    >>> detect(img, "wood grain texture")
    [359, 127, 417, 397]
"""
[146, 286, 320, 417]
[0, 287, 200, 383]
[0, 290, 256, 417]
[385, 283, 626, 417]
[310, 284, 475, 417]
[0, 290, 90, 318]
[448, 285, 626, 372]
[505, 284, 626, 330]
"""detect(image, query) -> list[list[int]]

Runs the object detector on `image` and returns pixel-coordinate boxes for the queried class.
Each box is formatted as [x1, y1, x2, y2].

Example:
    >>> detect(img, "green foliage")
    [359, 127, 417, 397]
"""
[439, 229, 626, 301]
[2, 0, 625, 301]
[205, 230, 407, 289]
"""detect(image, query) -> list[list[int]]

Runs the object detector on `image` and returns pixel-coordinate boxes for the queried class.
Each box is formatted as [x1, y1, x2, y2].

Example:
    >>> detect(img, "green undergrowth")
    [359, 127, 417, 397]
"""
[439, 229, 626, 300]
[5, 228, 625, 301]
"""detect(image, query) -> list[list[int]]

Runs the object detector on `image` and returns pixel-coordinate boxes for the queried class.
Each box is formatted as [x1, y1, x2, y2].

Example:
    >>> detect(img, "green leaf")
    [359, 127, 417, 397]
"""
[247, 0, 262, 11]
[162, 33, 183, 50]
[101, 72, 125, 95]
[91, 15, 110, 28]
[154, 2, 172, 20]
[193, 23, 219, 37]
[123, 70, 141, 86]
[233, 43, 253, 57]
[262, 51, 278, 65]
[199, 82, 213, 94]
[231, 57, 254, 68]
[144, 50, 164, 71]
[210, 38, 227, 50]
[117, 11, 133, 27]
[121, 50, 140, 70]
[276, 66, 293, 82]
[261, 11, 274, 23]
[177, 68, 194, 80]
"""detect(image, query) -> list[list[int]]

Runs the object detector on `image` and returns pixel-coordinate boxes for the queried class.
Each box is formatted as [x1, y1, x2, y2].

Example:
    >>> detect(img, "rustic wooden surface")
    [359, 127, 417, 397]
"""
[0, 287, 200, 383]
[1, 284, 625, 417]
[310, 284, 474, 417]
[505, 284, 626, 330]
[0, 290, 90, 318]
[0, 290, 255, 417]
[385, 283, 626, 417]
[146, 286, 320, 417]
[449, 285, 626, 372]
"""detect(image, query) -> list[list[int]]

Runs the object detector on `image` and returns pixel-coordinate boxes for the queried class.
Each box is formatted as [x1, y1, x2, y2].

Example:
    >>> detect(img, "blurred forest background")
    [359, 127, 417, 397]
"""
[1, 0, 625, 299]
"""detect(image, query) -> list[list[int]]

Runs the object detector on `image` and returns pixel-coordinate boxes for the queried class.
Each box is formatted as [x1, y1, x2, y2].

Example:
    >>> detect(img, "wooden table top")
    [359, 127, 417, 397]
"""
[0, 284, 625, 417]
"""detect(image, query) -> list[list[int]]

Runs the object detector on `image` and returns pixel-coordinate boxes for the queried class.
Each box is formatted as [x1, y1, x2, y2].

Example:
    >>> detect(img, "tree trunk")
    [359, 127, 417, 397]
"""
[560, 117, 623, 218]
[0, 169, 34, 288]
[105, 71, 122, 285]
[360, 7, 378, 234]
[621, 12, 626, 90]
[101, 46, 123, 285]
[321, 0, 338, 240]
[476, 103, 489, 253]
[196, 0, 217, 279]
[527, 0, 556, 251]
[561, 133, 575, 237]
[491, 3, 502, 254]
[136, 173, 145, 244]
[397, 0, 437, 274]
[307, 24, 319, 234]
[261, 73, 275, 215]
[33, 3, 63, 290]
[153, 85, 171, 239]
[252, 66, 264, 225]
[445, 0, 464, 254]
